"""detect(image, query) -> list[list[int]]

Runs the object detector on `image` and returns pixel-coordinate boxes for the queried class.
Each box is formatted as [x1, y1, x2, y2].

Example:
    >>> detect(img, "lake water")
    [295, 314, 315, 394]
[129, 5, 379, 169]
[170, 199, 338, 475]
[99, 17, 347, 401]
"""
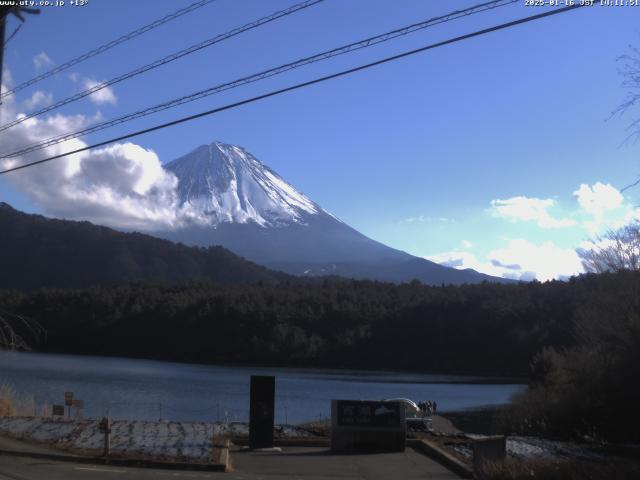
[0, 351, 525, 424]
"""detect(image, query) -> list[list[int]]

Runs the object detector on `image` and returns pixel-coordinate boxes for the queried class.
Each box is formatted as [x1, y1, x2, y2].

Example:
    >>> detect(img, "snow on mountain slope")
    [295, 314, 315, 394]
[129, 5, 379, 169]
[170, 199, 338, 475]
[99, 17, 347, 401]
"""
[165, 142, 326, 227]
[157, 141, 514, 285]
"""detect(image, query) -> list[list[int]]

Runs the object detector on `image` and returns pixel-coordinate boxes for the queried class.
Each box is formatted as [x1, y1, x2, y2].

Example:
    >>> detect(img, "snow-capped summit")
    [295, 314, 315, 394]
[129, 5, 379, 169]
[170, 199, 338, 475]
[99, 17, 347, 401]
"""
[165, 141, 323, 227]
[157, 141, 513, 285]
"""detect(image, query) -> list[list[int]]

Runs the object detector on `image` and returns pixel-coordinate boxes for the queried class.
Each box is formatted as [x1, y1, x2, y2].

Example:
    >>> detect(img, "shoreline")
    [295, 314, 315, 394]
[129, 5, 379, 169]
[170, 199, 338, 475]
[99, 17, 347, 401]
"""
[0, 350, 528, 384]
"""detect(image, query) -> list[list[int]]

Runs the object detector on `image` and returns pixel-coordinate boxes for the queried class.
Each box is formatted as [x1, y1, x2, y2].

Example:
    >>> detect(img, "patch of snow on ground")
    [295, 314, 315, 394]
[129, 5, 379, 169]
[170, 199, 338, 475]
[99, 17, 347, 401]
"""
[449, 434, 606, 462]
[0, 418, 222, 460]
[0, 417, 318, 461]
[507, 437, 548, 459]
[508, 436, 606, 461]
[451, 443, 473, 459]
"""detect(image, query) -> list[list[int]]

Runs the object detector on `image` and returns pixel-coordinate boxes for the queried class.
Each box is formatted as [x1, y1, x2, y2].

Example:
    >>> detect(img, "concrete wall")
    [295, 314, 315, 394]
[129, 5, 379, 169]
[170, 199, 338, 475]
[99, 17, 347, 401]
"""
[472, 435, 506, 472]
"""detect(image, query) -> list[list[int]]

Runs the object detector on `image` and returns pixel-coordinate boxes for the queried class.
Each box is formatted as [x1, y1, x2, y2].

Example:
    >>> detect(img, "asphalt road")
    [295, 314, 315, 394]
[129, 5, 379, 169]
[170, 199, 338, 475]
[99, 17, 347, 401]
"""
[0, 455, 221, 480]
[232, 446, 462, 479]
[0, 446, 462, 480]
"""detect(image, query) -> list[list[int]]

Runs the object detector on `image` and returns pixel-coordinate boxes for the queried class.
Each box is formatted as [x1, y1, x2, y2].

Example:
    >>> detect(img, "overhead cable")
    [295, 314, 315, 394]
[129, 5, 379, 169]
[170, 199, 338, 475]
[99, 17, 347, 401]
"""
[0, 4, 587, 176]
[0, 0, 219, 100]
[0, 0, 517, 158]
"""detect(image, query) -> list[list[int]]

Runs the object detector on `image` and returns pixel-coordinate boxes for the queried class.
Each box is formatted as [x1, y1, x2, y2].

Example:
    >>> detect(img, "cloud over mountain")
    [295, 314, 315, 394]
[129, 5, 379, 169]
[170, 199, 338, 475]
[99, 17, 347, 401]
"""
[427, 238, 583, 282]
[0, 83, 194, 231]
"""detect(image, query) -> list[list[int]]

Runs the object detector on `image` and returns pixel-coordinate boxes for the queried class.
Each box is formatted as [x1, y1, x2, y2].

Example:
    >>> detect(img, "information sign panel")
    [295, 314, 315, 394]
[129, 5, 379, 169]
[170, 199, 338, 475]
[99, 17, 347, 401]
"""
[336, 400, 402, 428]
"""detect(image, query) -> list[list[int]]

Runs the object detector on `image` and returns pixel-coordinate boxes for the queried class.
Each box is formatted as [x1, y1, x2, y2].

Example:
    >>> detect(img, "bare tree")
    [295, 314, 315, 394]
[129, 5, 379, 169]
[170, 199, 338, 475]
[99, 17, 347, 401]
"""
[578, 221, 640, 273]
[613, 45, 640, 192]
[0, 309, 43, 350]
[614, 45, 640, 143]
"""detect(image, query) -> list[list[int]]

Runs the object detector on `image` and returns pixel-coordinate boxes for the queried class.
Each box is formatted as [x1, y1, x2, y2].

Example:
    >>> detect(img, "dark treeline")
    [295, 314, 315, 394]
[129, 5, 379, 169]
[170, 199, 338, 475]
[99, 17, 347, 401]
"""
[2, 271, 635, 377]
[498, 269, 640, 442]
[0, 202, 289, 290]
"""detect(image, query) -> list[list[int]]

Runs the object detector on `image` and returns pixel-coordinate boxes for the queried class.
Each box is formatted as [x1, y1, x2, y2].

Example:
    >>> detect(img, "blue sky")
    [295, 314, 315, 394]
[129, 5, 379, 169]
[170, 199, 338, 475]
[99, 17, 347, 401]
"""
[1, 0, 639, 280]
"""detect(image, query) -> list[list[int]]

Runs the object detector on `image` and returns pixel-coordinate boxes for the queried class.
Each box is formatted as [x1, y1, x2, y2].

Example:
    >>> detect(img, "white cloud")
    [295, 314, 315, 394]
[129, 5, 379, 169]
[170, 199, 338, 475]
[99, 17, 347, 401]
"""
[490, 183, 635, 237]
[0, 84, 203, 231]
[404, 215, 451, 223]
[578, 237, 618, 254]
[573, 182, 628, 235]
[427, 250, 497, 272]
[447, 182, 639, 280]
[33, 52, 54, 70]
[491, 196, 576, 229]
[2, 69, 14, 86]
[23, 90, 53, 110]
[462, 239, 473, 249]
[487, 239, 583, 281]
[83, 78, 117, 105]
[622, 207, 640, 224]
[573, 182, 623, 217]
[427, 239, 583, 282]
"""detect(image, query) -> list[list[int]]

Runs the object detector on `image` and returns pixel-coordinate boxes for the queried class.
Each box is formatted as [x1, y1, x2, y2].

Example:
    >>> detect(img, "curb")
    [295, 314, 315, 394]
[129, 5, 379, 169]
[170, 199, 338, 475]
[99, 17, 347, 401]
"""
[230, 437, 330, 448]
[407, 438, 474, 479]
[0, 448, 228, 472]
[230, 436, 472, 479]
[220, 438, 232, 472]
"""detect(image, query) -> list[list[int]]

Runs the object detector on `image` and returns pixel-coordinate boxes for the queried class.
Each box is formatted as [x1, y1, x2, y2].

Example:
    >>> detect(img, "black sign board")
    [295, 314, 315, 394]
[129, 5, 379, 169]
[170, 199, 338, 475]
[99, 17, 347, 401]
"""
[52, 405, 65, 416]
[99, 417, 111, 434]
[336, 400, 401, 428]
[64, 391, 73, 406]
[249, 375, 275, 449]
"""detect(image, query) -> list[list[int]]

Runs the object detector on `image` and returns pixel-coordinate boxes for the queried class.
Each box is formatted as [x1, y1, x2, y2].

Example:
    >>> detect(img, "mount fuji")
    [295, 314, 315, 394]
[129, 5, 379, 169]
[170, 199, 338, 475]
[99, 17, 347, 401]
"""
[155, 142, 510, 285]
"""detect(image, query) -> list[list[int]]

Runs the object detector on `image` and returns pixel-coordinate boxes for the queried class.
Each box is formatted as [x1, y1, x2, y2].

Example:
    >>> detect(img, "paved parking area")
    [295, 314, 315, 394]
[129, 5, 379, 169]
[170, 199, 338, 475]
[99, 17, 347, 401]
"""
[231, 446, 462, 479]
[0, 444, 463, 479]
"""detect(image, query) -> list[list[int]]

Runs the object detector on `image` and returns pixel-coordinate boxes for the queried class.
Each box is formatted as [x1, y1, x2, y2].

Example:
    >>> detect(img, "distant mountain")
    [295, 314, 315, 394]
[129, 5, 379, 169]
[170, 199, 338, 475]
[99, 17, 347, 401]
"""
[157, 141, 513, 285]
[0, 202, 288, 290]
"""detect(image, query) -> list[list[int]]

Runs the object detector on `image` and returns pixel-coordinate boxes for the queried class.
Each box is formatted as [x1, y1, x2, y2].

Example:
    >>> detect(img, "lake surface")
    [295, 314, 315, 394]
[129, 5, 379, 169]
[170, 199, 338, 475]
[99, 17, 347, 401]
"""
[0, 351, 525, 424]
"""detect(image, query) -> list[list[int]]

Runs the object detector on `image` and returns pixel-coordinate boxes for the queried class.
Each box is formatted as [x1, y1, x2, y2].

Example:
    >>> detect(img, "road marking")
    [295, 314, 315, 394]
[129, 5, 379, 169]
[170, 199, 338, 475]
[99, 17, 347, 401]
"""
[74, 466, 127, 473]
[0, 468, 30, 480]
[156, 473, 209, 478]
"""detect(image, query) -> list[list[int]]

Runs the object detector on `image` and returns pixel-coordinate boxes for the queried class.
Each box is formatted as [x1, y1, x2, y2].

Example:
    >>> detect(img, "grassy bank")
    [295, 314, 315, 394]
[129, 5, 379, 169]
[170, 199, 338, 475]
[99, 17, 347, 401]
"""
[479, 458, 640, 480]
[441, 407, 502, 435]
[0, 384, 49, 418]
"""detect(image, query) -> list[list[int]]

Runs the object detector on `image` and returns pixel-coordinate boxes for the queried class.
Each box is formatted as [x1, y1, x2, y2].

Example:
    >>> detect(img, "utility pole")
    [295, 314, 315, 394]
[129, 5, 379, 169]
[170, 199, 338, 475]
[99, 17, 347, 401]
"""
[0, 7, 8, 98]
[0, 6, 40, 104]
[99, 417, 111, 458]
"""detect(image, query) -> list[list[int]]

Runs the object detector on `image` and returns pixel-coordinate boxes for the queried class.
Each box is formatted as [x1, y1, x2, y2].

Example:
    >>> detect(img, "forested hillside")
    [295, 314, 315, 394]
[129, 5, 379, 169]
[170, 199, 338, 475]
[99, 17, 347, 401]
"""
[3, 271, 636, 377]
[0, 203, 288, 289]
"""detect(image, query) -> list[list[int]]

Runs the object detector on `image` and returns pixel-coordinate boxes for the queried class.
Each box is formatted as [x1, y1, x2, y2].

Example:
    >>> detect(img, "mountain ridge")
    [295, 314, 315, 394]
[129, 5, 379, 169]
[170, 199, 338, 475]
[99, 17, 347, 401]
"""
[0, 202, 289, 290]
[157, 141, 515, 285]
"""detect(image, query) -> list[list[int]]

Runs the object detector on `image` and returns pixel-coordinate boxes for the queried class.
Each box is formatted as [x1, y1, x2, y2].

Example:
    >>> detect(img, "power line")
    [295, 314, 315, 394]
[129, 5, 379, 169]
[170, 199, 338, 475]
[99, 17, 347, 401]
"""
[0, 0, 325, 133]
[620, 177, 640, 193]
[0, 0, 518, 159]
[0, 0, 218, 101]
[2, 22, 21, 47]
[0, 3, 587, 176]
[0, 6, 39, 103]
